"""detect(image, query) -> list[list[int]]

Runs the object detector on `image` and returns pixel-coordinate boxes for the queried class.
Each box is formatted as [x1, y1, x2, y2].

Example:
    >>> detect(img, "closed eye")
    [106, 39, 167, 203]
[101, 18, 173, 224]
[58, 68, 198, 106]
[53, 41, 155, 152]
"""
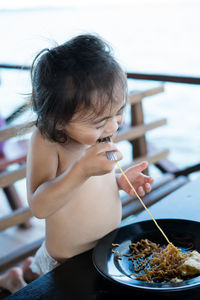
[96, 122, 105, 129]
[95, 103, 126, 129]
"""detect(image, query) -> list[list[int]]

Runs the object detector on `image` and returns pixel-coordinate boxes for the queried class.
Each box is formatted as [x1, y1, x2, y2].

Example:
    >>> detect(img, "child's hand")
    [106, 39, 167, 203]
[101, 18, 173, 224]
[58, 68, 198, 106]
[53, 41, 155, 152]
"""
[79, 143, 123, 177]
[116, 161, 154, 197]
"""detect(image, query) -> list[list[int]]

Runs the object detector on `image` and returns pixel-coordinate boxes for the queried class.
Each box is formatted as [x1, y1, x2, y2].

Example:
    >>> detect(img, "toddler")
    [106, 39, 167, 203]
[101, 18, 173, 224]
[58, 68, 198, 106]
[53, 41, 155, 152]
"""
[0, 34, 153, 293]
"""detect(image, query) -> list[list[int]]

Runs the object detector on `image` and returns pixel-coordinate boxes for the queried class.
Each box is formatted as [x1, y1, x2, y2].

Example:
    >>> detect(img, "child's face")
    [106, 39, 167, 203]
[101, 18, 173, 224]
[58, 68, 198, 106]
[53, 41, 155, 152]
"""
[65, 93, 125, 146]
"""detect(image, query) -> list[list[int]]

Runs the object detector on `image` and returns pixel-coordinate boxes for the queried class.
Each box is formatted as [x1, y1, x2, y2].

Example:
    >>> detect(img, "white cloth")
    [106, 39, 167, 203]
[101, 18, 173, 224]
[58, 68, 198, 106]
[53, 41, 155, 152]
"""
[30, 241, 60, 275]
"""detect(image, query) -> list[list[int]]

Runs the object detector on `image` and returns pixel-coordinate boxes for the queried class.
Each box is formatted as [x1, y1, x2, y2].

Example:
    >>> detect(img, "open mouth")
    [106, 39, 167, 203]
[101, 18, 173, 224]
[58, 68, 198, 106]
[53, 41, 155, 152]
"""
[97, 136, 112, 143]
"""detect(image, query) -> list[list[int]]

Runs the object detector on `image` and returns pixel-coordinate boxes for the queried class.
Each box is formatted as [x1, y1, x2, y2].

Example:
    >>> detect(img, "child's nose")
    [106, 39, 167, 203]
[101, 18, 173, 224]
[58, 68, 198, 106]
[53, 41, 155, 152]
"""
[104, 117, 120, 134]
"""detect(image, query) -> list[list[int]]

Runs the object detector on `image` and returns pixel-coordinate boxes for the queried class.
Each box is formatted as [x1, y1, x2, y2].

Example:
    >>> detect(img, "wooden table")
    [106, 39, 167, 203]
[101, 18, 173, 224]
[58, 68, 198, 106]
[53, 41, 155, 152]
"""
[6, 177, 200, 300]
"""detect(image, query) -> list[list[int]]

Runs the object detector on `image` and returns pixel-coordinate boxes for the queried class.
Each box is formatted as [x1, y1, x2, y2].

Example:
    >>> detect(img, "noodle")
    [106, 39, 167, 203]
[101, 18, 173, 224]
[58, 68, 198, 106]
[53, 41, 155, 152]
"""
[125, 239, 188, 282]
[112, 239, 194, 282]
[112, 244, 122, 260]
[112, 249, 122, 260]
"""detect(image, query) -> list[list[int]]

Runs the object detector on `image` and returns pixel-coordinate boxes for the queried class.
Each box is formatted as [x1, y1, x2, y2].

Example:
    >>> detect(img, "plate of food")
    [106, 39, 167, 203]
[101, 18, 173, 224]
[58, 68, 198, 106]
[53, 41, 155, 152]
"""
[92, 219, 200, 292]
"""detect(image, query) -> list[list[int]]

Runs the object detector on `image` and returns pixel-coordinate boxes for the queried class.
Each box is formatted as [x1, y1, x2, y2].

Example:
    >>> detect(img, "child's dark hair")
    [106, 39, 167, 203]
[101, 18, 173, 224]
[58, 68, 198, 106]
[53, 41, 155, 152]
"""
[31, 34, 127, 143]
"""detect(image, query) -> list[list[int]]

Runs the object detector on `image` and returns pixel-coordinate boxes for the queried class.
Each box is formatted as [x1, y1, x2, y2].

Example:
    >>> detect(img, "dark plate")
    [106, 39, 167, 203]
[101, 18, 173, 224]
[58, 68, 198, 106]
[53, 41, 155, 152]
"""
[93, 219, 200, 292]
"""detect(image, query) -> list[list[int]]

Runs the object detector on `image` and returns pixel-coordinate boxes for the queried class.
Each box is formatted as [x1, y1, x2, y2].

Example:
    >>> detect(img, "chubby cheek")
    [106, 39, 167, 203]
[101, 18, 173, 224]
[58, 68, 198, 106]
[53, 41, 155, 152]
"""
[77, 132, 99, 145]
[84, 134, 99, 145]
[77, 127, 101, 145]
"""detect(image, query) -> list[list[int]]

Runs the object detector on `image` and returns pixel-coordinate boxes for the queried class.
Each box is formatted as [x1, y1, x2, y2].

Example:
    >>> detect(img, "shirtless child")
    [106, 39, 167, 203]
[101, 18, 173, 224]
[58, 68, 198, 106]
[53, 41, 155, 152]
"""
[0, 34, 153, 293]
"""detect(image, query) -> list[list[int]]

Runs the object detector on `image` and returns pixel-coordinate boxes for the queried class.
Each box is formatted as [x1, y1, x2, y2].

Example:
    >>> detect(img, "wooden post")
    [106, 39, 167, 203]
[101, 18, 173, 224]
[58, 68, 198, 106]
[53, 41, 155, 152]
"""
[130, 101, 148, 175]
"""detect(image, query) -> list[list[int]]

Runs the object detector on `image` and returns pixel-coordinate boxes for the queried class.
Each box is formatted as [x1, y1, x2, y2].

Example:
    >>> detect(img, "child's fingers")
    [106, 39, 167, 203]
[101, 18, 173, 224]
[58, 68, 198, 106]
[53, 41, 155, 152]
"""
[128, 186, 146, 198]
[134, 161, 148, 172]
[137, 186, 145, 197]
[140, 173, 154, 184]
[130, 183, 151, 197]
[145, 176, 154, 184]
[95, 142, 118, 154]
[144, 183, 151, 193]
[125, 182, 152, 198]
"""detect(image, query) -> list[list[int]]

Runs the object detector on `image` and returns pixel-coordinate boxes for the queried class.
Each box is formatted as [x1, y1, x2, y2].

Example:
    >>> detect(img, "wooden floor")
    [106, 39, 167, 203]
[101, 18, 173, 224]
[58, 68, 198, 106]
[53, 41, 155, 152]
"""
[0, 218, 44, 262]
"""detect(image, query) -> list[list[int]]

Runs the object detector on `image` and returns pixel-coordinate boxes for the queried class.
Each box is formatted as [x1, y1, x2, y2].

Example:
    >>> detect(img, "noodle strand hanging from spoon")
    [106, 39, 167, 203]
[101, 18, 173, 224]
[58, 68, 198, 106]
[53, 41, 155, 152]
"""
[110, 136, 171, 245]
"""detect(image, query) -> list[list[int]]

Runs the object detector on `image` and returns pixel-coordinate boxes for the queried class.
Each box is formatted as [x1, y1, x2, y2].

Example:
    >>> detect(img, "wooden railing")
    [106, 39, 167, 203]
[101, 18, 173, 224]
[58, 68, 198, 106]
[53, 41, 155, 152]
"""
[0, 63, 200, 84]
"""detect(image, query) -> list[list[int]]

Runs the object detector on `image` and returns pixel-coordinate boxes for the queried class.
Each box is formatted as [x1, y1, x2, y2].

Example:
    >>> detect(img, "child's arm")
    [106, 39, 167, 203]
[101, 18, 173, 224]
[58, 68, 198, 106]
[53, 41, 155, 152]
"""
[116, 161, 154, 197]
[27, 130, 122, 219]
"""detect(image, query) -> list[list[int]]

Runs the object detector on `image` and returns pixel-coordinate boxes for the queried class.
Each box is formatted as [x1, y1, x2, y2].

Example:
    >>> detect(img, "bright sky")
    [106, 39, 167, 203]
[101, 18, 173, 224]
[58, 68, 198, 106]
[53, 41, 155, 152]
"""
[1, 0, 128, 9]
[0, 0, 192, 10]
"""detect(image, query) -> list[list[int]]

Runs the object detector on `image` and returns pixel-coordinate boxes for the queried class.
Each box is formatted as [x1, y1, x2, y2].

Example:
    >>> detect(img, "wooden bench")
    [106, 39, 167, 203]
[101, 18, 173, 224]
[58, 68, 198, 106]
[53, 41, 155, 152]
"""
[0, 85, 190, 275]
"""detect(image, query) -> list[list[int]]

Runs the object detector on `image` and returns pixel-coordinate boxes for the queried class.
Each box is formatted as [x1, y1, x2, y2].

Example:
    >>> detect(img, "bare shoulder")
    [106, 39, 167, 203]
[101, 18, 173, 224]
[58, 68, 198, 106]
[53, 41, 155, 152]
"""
[30, 128, 55, 149]
[27, 128, 59, 194]
[28, 128, 58, 161]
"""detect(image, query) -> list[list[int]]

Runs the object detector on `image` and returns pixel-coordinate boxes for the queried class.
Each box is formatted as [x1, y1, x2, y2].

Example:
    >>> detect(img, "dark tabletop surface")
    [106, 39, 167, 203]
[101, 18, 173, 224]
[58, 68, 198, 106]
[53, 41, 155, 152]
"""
[6, 177, 200, 300]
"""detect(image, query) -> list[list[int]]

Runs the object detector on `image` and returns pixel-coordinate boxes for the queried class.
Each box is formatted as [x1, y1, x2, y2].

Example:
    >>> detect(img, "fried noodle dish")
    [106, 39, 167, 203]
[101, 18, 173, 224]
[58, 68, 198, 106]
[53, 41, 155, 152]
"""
[112, 239, 200, 283]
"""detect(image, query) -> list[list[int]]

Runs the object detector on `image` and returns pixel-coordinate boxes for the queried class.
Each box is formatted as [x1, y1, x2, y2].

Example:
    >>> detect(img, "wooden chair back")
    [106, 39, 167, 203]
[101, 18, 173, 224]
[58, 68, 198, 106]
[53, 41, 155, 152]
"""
[0, 121, 35, 231]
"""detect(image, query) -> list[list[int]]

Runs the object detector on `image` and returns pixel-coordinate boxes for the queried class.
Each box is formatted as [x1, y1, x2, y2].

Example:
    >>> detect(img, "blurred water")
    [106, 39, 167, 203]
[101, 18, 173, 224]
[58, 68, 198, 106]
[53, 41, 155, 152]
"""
[0, 1, 199, 179]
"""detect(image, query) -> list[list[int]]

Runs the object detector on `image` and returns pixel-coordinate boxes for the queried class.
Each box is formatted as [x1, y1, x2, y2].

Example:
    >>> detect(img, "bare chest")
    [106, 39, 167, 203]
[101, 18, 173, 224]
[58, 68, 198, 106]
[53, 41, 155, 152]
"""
[51, 144, 120, 221]
[46, 145, 121, 258]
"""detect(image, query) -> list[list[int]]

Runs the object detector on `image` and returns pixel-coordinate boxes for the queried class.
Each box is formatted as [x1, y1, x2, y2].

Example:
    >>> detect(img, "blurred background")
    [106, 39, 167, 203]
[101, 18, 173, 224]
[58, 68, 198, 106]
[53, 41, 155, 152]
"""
[0, 0, 200, 204]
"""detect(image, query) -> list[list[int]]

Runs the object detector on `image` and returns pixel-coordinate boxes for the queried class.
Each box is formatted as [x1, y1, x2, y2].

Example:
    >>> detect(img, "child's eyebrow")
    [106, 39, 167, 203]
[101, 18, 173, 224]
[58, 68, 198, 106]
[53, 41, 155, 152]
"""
[93, 103, 126, 124]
